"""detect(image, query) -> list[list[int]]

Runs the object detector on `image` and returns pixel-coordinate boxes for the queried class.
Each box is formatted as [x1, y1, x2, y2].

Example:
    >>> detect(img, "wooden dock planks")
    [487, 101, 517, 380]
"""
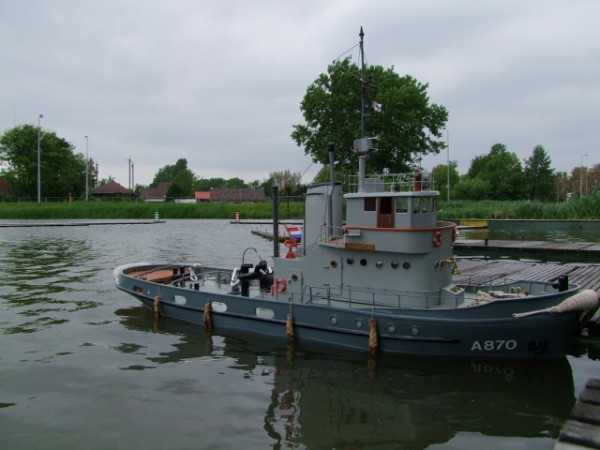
[454, 239, 600, 257]
[555, 379, 600, 449]
[453, 259, 600, 292]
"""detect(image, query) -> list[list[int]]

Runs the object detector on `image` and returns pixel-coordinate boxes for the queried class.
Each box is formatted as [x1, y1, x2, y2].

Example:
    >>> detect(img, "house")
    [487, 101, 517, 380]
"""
[0, 178, 12, 199]
[195, 191, 211, 203]
[91, 181, 134, 199]
[194, 188, 265, 203]
[140, 182, 171, 202]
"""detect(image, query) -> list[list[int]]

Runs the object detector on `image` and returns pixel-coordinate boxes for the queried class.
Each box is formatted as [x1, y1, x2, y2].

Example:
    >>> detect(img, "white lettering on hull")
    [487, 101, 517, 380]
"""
[470, 340, 517, 352]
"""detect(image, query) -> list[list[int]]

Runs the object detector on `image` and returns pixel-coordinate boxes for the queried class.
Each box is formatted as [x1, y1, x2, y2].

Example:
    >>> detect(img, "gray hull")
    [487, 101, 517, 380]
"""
[116, 265, 581, 359]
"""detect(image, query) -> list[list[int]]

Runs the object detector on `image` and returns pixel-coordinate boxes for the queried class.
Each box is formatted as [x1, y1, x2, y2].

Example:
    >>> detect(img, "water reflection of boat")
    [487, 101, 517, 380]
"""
[116, 306, 575, 449]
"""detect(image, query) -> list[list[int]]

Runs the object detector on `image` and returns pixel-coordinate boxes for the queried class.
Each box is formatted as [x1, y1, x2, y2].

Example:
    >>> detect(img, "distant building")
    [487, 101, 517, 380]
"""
[194, 188, 265, 203]
[194, 191, 211, 203]
[91, 181, 134, 199]
[140, 182, 171, 202]
[0, 178, 12, 199]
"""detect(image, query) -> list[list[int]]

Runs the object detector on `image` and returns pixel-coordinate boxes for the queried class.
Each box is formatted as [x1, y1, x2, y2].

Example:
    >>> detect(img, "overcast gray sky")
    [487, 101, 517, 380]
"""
[2, 0, 598, 187]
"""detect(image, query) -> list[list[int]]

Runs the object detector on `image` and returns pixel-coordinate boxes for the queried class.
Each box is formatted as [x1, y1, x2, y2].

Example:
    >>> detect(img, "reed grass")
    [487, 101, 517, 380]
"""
[0, 200, 304, 220]
[438, 192, 600, 220]
[0, 193, 598, 220]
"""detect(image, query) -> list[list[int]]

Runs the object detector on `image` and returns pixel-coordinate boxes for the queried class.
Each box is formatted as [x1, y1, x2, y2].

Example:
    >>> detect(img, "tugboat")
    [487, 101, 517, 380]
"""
[114, 30, 598, 359]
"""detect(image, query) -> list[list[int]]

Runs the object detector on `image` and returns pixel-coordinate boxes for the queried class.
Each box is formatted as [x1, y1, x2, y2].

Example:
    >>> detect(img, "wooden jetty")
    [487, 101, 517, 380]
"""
[454, 239, 600, 258]
[555, 378, 600, 450]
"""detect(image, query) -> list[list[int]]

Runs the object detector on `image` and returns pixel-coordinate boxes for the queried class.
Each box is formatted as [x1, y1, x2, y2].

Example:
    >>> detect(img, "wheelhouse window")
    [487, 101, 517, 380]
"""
[413, 196, 436, 213]
[396, 197, 408, 213]
[364, 197, 376, 211]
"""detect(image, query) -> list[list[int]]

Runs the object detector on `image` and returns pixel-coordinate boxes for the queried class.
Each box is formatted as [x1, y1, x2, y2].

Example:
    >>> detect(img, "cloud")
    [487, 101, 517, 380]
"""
[1, 0, 598, 187]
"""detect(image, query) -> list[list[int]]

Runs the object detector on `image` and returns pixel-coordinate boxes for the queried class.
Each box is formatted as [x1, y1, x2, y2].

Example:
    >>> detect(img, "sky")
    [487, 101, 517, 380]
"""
[1, 0, 599, 188]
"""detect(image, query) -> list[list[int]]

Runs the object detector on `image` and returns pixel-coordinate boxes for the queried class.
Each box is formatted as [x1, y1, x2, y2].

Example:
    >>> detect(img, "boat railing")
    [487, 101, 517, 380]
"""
[320, 225, 346, 245]
[454, 275, 557, 295]
[170, 267, 232, 289]
[295, 225, 345, 257]
[300, 284, 444, 310]
[346, 172, 436, 193]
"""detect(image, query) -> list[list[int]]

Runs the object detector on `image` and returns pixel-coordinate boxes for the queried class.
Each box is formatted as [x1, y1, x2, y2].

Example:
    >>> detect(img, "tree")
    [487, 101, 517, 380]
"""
[224, 177, 246, 189]
[453, 177, 492, 200]
[270, 170, 302, 196]
[291, 58, 448, 177]
[523, 145, 554, 201]
[459, 143, 525, 200]
[0, 124, 87, 200]
[166, 168, 196, 199]
[431, 162, 460, 201]
[151, 158, 189, 188]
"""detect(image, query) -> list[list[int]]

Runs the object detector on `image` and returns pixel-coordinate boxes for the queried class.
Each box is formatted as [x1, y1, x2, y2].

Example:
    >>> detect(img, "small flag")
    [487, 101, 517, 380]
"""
[372, 101, 383, 112]
[285, 225, 302, 240]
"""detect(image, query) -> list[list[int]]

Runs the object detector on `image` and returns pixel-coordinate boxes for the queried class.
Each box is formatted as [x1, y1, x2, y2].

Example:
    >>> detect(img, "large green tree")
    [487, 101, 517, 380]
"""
[0, 124, 90, 200]
[291, 57, 448, 176]
[523, 145, 555, 201]
[456, 143, 525, 200]
[431, 161, 460, 201]
[151, 158, 189, 188]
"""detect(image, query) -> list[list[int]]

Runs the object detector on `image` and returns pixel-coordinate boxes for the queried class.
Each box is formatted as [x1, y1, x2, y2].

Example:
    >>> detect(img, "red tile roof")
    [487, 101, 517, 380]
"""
[91, 180, 132, 195]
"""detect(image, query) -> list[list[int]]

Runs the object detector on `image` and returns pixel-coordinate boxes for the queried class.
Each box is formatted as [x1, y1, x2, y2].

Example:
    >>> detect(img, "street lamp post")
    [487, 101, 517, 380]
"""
[580, 154, 588, 199]
[85, 136, 89, 201]
[37, 114, 43, 203]
[446, 128, 450, 202]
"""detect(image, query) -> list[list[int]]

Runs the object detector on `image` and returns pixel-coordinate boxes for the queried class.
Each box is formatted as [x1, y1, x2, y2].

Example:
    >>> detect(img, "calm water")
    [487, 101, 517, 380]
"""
[1, 219, 598, 449]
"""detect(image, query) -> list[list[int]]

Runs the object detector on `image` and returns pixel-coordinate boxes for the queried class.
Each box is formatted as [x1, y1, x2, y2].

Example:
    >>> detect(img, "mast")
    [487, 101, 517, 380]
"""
[354, 27, 372, 192]
[359, 26, 366, 139]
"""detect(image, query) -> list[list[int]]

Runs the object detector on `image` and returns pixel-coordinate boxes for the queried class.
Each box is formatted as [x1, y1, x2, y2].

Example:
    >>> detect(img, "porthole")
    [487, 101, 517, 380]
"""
[212, 302, 227, 312]
[391, 261, 399, 269]
[174, 295, 187, 305]
[346, 257, 354, 265]
[434, 261, 440, 271]
[255, 307, 275, 319]
[360, 258, 367, 266]
[330, 315, 338, 325]
[410, 325, 420, 336]
[403, 262, 411, 270]
[291, 273, 299, 282]
[387, 323, 396, 333]
[330, 260, 338, 269]
[375, 260, 383, 268]
[354, 318, 363, 328]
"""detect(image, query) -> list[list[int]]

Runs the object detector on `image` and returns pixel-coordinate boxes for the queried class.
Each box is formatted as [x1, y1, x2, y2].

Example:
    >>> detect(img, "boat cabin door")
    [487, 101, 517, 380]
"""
[377, 197, 394, 228]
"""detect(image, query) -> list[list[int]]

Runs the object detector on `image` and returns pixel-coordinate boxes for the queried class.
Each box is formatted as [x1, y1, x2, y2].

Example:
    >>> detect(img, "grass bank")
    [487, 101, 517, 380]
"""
[437, 193, 600, 221]
[0, 193, 598, 220]
[0, 200, 304, 220]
